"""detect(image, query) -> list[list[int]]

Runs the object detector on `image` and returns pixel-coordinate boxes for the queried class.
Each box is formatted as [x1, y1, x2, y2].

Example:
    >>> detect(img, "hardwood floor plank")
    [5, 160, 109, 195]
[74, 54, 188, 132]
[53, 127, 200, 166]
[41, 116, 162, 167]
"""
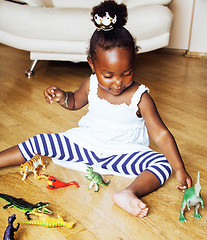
[0, 44, 206, 239]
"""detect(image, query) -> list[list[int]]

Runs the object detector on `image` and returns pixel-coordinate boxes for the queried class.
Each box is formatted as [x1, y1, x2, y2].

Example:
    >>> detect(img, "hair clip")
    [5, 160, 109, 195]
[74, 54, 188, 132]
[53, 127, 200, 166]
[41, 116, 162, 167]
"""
[94, 12, 117, 31]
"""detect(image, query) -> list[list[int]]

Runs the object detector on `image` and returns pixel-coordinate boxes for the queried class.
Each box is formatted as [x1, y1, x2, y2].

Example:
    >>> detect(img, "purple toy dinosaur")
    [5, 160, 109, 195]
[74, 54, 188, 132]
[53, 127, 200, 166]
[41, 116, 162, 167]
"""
[3, 214, 20, 240]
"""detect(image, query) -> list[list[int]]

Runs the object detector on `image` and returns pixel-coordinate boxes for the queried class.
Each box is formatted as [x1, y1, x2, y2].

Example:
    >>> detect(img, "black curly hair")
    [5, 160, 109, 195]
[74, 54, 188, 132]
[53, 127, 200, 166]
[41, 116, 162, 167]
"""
[88, 0, 138, 62]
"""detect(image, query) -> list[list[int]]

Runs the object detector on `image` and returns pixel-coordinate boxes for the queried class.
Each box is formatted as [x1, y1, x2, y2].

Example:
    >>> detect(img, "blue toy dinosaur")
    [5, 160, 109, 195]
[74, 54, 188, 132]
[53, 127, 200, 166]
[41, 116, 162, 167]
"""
[3, 214, 20, 240]
[179, 172, 205, 222]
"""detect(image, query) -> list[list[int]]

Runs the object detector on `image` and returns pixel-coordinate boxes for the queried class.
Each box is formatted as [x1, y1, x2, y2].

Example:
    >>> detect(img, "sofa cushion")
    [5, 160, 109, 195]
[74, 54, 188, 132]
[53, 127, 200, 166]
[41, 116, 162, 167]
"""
[0, 0, 173, 57]
[51, 0, 172, 9]
[6, 0, 53, 7]
[0, 1, 172, 43]
[0, 2, 94, 41]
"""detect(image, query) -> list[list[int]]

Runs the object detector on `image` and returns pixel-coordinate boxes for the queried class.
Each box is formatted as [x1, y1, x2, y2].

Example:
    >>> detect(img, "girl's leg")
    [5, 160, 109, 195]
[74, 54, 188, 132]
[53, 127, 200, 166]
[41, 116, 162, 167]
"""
[0, 145, 25, 168]
[112, 170, 160, 217]
[0, 132, 68, 168]
[112, 150, 172, 217]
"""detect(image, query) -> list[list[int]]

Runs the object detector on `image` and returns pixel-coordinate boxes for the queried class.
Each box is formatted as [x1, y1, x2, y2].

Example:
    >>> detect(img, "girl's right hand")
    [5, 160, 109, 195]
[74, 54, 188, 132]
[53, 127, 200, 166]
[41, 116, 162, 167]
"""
[44, 86, 65, 104]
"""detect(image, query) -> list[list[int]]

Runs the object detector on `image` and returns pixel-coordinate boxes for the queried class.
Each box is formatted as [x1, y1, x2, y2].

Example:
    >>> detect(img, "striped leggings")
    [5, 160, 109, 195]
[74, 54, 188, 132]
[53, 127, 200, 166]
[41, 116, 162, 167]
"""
[18, 133, 172, 186]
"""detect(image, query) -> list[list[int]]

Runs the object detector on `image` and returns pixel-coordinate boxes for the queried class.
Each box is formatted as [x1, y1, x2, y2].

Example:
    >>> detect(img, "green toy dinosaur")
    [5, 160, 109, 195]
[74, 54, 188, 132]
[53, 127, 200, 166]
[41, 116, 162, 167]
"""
[179, 172, 205, 223]
[85, 166, 110, 192]
[0, 193, 52, 220]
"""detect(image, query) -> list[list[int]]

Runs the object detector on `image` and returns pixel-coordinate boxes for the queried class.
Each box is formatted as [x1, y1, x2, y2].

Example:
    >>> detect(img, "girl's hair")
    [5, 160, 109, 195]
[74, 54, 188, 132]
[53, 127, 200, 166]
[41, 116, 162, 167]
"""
[88, 0, 138, 62]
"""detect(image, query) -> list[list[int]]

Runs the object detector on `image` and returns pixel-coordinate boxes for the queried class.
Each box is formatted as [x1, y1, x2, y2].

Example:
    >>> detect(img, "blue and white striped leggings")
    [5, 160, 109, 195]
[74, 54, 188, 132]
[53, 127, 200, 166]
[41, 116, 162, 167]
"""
[18, 133, 172, 186]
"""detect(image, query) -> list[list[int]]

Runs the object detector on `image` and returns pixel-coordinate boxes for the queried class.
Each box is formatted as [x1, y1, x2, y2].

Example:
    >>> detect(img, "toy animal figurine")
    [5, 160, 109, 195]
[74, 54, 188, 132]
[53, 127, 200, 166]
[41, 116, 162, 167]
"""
[0, 193, 52, 220]
[85, 166, 110, 192]
[3, 214, 19, 240]
[20, 154, 46, 180]
[18, 214, 74, 229]
[37, 174, 80, 189]
[179, 172, 205, 223]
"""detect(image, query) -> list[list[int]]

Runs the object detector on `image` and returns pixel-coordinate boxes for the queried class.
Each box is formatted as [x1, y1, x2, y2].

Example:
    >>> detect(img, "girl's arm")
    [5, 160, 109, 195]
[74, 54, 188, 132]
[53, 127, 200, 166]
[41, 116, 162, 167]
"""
[139, 92, 192, 191]
[44, 77, 90, 110]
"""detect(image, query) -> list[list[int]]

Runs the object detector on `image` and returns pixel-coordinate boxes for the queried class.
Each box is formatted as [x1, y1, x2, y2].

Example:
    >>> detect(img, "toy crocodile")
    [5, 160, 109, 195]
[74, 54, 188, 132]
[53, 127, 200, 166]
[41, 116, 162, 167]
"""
[0, 193, 52, 220]
[85, 166, 110, 192]
[179, 172, 205, 223]
[18, 214, 74, 229]
[3, 214, 19, 240]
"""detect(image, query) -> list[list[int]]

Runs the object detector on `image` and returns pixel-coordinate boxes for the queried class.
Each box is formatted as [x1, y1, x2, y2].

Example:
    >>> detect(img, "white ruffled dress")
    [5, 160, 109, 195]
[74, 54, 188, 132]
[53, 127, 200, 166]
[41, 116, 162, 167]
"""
[53, 74, 152, 175]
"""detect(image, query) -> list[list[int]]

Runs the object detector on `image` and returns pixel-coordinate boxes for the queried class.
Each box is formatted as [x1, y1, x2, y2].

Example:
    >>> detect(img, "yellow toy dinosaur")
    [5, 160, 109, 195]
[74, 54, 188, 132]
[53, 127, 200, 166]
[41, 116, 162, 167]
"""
[18, 214, 74, 229]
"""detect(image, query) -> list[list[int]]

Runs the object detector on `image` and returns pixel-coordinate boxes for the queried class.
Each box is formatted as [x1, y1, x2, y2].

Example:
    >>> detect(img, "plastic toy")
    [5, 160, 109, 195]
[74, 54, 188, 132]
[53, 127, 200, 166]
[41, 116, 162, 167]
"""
[85, 166, 110, 192]
[0, 193, 52, 220]
[18, 214, 74, 229]
[179, 172, 205, 222]
[3, 214, 20, 240]
[20, 154, 46, 180]
[37, 174, 79, 189]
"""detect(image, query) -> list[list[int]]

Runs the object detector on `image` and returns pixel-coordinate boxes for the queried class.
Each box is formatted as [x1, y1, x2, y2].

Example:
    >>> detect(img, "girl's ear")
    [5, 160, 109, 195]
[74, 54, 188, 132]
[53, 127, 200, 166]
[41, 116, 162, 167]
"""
[87, 57, 95, 74]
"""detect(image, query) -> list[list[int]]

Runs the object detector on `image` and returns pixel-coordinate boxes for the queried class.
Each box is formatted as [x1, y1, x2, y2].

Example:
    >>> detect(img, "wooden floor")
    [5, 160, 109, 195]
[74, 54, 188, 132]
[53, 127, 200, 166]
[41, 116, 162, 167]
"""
[0, 44, 206, 239]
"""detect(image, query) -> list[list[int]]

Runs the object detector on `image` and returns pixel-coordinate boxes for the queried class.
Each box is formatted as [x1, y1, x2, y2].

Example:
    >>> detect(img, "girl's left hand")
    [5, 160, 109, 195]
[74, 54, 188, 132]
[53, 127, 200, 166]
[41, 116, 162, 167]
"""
[176, 168, 192, 192]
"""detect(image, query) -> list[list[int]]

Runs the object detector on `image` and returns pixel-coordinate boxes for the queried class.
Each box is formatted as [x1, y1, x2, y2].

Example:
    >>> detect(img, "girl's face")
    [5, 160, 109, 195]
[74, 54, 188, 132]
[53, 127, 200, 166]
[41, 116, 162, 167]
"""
[88, 47, 135, 96]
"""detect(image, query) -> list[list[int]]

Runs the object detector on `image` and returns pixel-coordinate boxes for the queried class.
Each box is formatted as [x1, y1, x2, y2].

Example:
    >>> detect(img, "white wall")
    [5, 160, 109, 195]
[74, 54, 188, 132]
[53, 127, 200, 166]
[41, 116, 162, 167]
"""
[168, 0, 194, 50]
[189, 0, 207, 53]
[168, 0, 207, 54]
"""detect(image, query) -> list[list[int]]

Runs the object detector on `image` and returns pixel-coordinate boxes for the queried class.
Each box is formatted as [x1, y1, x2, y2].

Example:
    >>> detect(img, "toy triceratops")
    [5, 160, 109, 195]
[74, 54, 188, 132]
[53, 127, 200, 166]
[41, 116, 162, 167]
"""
[179, 172, 204, 223]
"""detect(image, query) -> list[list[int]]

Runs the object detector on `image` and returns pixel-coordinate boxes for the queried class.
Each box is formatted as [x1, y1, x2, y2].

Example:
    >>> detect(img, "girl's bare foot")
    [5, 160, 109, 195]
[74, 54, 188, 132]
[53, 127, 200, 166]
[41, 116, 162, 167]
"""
[112, 189, 148, 217]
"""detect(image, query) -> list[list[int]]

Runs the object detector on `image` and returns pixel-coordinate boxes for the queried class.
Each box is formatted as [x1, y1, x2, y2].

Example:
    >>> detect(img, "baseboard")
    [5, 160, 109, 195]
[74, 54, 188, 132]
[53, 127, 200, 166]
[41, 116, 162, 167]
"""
[154, 48, 187, 56]
[155, 48, 207, 59]
[185, 51, 207, 59]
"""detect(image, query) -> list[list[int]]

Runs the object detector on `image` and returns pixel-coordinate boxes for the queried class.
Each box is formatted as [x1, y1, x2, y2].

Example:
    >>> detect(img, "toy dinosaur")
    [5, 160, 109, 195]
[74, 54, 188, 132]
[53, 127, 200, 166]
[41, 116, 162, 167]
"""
[20, 154, 46, 180]
[0, 193, 52, 220]
[179, 172, 205, 223]
[37, 174, 79, 189]
[85, 166, 110, 192]
[18, 214, 74, 229]
[3, 214, 20, 240]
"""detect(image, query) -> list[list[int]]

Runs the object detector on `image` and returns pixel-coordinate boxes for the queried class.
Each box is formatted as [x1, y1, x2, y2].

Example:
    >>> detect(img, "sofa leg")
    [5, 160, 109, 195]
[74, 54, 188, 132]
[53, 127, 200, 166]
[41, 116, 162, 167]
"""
[25, 59, 38, 78]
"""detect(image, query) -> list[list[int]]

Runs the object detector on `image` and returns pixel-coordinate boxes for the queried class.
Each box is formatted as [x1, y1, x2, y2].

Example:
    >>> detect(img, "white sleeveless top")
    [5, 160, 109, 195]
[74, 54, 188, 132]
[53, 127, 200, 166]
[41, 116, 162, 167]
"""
[63, 74, 150, 155]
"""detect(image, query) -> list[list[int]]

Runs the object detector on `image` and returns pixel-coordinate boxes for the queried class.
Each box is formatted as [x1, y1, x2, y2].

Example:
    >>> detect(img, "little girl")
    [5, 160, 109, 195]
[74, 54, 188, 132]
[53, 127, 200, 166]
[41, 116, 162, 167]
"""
[0, 0, 191, 217]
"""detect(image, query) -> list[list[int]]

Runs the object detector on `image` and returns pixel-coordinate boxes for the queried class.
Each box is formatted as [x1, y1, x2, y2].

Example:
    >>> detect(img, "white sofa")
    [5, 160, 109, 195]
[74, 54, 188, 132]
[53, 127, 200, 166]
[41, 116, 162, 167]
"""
[0, 0, 173, 77]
